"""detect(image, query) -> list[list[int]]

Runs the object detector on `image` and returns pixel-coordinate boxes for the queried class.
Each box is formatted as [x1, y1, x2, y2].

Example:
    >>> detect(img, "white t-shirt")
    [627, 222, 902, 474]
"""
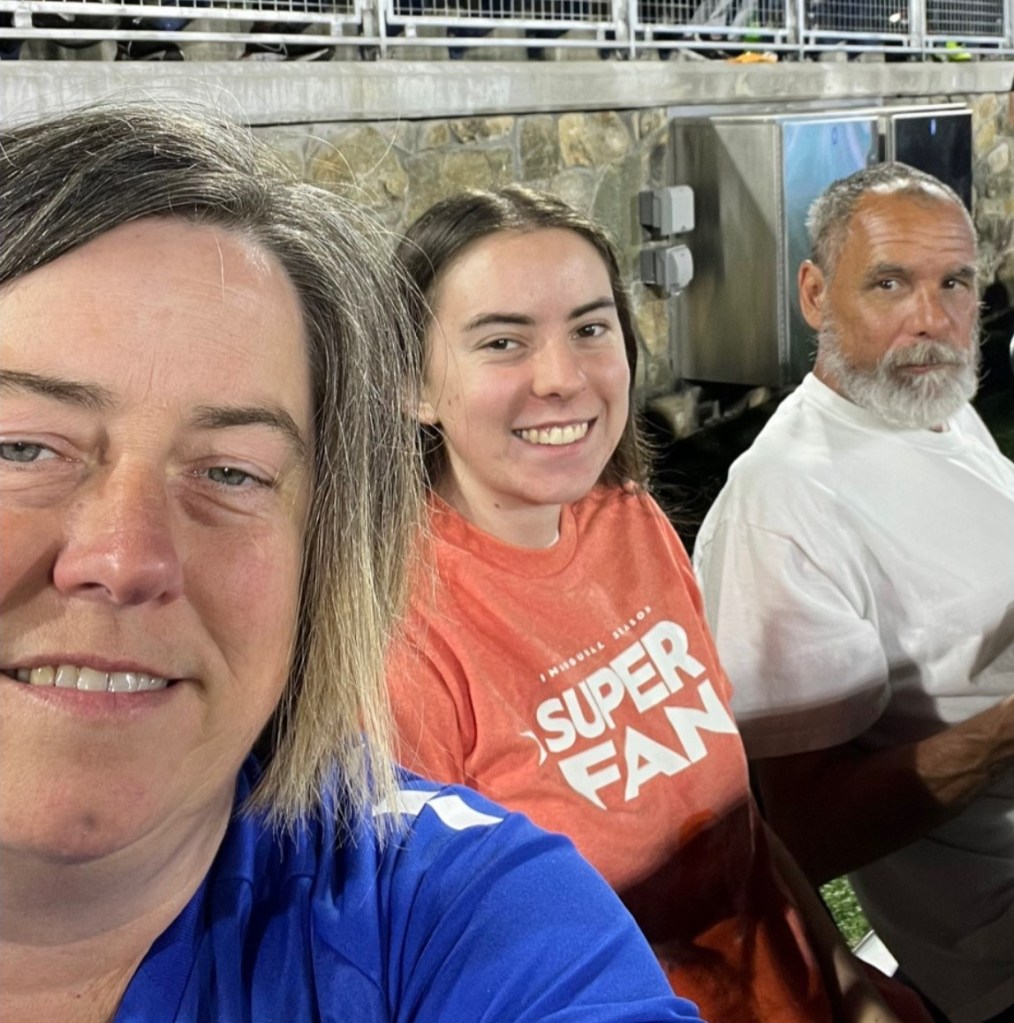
[694, 373, 1014, 1023]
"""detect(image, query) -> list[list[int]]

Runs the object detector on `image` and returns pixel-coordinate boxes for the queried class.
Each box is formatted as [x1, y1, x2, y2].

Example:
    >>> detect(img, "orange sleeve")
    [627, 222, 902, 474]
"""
[386, 623, 473, 787]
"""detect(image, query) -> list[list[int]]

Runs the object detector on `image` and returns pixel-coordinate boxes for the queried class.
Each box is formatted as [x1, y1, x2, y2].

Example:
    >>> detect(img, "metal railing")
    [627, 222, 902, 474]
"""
[0, 0, 1010, 57]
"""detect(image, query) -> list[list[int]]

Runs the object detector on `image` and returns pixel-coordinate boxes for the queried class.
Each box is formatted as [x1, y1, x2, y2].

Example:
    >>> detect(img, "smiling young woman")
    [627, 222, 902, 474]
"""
[387, 185, 935, 1023]
[416, 225, 631, 548]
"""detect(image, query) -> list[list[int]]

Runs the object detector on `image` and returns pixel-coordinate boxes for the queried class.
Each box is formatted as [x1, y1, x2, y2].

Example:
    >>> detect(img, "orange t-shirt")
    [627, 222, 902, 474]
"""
[388, 486, 831, 1022]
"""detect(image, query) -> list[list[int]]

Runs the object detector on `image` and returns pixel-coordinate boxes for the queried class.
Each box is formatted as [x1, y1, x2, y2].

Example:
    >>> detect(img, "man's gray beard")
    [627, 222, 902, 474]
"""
[817, 321, 980, 430]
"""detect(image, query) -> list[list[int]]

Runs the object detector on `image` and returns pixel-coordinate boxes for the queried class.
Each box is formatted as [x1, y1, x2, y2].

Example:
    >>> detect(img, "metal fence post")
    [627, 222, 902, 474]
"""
[909, 0, 925, 53]
[789, 0, 804, 57]
[623, 0, 636, 58]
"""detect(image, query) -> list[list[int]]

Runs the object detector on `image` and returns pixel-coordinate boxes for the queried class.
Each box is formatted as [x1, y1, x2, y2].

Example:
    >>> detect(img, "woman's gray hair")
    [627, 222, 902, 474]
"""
[395, 185, 648, 490]
[806, 161, 976, 280]
[0, 104, 422, 834]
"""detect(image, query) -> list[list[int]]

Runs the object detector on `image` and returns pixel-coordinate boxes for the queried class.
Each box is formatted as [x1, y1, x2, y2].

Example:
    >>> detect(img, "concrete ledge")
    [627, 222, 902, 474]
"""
[2, 59, 1013, 126]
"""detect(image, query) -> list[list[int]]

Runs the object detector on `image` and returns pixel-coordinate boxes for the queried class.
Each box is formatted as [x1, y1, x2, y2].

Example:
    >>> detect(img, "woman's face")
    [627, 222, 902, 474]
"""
[0, 219, 313, 864]
[419, 228, 630, 547]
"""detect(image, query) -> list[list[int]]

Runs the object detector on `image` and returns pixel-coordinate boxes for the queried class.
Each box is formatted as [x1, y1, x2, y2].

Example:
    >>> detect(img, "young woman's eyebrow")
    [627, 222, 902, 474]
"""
[463, 297, 616, 333]
[0, 369, 115, 410]
[568, 298, 616, 321]
[463, 312, 534, 331]
[190, 404, 309, 464]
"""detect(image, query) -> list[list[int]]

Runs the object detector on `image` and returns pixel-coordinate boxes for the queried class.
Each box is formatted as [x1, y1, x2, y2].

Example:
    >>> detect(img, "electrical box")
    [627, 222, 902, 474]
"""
[638, 186, 695, 236]
[640, 244, 694, 294]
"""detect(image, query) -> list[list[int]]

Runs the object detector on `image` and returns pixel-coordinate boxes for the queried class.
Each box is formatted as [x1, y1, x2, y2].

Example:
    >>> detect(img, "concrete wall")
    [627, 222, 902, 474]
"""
[4, 60, 1012, 403]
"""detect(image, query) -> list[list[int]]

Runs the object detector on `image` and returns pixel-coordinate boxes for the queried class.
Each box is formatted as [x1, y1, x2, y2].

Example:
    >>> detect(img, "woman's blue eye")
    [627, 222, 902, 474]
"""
[0, 441, 47, 463]
[207, 466, 255, 487]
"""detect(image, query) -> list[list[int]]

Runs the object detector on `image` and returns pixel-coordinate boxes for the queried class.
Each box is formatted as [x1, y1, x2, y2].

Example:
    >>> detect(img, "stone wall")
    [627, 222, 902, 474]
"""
[260, 87, 1013, 407]
[5, 60, 1010, 408]
[260, 107, 676, 398]
[969, 90, 1014, 297]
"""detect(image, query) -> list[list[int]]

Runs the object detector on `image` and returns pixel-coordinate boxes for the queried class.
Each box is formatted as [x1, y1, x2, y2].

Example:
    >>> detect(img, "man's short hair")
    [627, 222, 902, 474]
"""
[806, 161, 976, 280]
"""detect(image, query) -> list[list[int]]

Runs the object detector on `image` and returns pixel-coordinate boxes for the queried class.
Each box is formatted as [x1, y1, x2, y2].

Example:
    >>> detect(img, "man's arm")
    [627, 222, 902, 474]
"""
[755, 691, 1014, 885]
[699, 518, 1014, 881]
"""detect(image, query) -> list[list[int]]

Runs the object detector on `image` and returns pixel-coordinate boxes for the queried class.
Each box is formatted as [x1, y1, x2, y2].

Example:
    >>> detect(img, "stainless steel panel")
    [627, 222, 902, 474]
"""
[671, 111, 877, 387]
[672, 118, 783, 385]
[781, 115, 879, 381]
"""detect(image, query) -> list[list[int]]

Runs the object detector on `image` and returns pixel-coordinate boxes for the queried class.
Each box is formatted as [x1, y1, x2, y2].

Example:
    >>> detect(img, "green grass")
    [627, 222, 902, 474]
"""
[821, 877, 871, 949]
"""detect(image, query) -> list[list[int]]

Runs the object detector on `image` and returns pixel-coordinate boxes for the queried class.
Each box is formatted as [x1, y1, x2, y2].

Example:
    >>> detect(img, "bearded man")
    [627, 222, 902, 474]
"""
[694, 162, 1014, 1023]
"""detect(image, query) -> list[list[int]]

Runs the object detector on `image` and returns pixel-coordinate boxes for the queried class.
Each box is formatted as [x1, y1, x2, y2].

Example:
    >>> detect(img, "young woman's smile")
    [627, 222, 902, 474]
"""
[419, 228, 630, 547]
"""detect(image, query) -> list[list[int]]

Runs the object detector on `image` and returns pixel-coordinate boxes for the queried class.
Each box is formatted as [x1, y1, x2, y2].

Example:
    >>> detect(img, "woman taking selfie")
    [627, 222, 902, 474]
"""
[0, 107, 701, 1023]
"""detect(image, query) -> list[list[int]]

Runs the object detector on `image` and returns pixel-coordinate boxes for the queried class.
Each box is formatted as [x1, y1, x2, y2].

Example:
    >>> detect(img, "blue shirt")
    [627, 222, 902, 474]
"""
[115, 760, 702, 1022]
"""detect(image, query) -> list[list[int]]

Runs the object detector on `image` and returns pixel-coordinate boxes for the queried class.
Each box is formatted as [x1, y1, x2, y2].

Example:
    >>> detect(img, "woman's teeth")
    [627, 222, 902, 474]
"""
[11, 665, 169, 692]
[516, 422, 590, 446]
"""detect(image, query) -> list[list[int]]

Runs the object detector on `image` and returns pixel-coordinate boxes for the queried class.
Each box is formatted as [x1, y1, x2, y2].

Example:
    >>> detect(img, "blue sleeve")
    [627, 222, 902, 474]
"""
[379, 785, 704, 1023]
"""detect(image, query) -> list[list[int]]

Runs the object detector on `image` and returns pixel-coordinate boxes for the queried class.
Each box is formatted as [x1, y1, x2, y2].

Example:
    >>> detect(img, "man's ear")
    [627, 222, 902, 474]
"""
[798, 260, 827, 331]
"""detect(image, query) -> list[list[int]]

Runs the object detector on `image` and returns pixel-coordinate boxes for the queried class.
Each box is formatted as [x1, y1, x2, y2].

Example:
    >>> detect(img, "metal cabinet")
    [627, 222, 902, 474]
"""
[670, 104, 970, 387]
